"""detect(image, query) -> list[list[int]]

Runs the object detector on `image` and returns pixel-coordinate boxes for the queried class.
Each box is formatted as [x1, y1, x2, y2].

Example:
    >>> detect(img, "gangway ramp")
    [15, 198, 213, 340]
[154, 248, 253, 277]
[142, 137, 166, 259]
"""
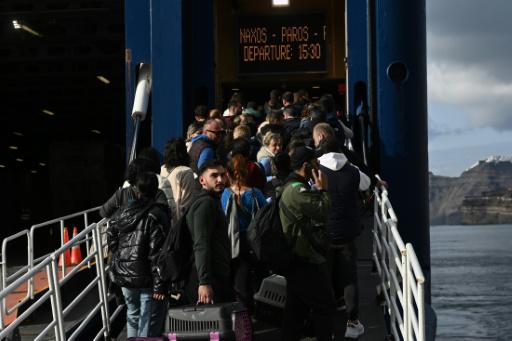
[0, 214, 124, 341]
[0, 181, 428, 340]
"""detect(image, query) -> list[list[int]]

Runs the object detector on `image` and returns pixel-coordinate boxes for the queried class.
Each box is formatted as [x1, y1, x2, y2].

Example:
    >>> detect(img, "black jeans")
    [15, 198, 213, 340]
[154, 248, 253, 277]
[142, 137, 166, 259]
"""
[232, 255, 253, 310]
[328, 240, 359, 320]
[149, 297, 168, 336]
[232, 238, 266, 312]
[282, 260, 336, 341]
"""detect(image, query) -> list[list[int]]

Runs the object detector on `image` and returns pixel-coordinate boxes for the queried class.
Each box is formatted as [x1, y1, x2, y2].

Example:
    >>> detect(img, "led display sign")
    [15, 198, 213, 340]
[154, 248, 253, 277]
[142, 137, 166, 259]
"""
[238, 14, 327, 74]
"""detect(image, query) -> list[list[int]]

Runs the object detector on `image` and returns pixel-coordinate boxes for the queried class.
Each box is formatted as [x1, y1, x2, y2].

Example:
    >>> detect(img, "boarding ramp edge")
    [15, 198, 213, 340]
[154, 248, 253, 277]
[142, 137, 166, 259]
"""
[373, 175, 426, 341]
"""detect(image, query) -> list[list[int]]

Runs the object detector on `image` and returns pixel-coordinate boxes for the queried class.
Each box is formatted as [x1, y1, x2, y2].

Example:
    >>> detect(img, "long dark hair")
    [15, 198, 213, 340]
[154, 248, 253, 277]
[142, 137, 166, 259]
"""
[163, 138, 190, 171]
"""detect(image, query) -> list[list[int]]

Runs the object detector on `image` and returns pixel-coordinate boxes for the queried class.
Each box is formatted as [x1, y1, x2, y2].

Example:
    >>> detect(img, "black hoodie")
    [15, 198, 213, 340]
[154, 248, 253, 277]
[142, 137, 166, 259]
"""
[186, 189, 231, 286]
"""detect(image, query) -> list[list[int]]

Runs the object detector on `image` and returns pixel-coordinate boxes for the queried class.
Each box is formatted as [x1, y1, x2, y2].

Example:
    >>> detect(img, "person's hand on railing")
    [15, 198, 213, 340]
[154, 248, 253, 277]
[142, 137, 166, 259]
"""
[377, 179, 388, 189]
[375, 175, 389, 190]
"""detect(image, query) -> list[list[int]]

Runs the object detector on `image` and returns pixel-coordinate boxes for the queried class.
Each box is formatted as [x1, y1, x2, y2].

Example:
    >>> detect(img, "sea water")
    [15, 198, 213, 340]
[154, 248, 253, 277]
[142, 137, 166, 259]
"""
[431, 224, 512, 340]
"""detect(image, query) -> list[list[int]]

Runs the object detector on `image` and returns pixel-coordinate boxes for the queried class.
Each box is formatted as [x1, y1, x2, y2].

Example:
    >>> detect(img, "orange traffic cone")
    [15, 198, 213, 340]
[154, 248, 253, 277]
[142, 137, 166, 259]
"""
[58, 227, 71, 266]
[70, 227, 83, 265]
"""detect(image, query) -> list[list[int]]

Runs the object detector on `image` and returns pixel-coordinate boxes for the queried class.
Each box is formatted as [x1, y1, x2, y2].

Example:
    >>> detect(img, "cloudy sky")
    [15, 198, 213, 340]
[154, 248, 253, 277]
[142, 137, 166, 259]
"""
[427, 0, 512, 176]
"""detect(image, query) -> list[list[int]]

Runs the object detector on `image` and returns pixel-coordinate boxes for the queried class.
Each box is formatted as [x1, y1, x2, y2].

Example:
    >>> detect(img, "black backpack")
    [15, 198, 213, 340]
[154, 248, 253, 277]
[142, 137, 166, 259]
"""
[155, 206, 194, 283]
[246, 195, 294, 274]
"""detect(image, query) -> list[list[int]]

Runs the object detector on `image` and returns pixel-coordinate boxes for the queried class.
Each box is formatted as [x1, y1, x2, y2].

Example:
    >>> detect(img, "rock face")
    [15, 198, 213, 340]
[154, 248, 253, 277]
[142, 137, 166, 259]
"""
[461, 191, 512, 225]
[429, 156, 512, 225]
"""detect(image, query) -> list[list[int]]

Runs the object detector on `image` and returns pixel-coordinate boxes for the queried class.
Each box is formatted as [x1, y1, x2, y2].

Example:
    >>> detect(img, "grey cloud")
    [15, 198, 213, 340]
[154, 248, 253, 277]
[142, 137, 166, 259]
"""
[427, 0, 512, 130]
[428, 118, 468, 140]
[427, 0, 512, 81]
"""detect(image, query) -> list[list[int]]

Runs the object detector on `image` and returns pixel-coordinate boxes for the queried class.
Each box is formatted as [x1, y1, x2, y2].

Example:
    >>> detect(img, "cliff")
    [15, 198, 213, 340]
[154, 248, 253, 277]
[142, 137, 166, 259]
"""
[429, 156, 512, 225]
[460, 190, 512, 225]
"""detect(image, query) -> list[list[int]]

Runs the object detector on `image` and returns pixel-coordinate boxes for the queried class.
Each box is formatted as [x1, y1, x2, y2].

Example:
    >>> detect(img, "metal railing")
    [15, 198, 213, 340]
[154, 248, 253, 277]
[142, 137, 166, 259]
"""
[0, 206, 101, 321]
[0, 219, 114, 340]
[1, 230, 30, 319]
[29, 206, 101, 273]
[373, 177, 425, 341]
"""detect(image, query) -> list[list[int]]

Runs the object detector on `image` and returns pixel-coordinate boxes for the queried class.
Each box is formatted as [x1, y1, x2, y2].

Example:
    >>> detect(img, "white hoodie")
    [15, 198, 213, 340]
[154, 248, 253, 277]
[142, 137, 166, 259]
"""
[318, 152, 371, 191]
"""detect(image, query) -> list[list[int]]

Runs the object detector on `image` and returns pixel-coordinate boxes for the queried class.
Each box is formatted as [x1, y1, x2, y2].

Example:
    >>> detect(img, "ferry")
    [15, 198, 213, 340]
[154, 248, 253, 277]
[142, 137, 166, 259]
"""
[0, 1, 435, 340]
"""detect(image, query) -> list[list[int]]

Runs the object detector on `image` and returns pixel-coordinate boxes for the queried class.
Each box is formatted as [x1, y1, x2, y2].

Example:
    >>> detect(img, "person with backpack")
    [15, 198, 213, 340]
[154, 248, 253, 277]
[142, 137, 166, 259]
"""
[317, 136, 371, 339]
[279, 146, 336, 341]
[100, 157, 161, 219]
[160, 138, 200, 225]
[107, 172, 171, 338]
[188, 119, 225, 174]
[221, 154, 267, 310]
[185, 159, 234, 304]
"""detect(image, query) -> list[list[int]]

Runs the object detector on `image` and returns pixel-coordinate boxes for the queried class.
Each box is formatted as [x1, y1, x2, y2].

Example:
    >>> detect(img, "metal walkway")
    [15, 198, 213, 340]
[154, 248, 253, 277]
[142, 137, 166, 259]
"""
[0, 182, 427, 341]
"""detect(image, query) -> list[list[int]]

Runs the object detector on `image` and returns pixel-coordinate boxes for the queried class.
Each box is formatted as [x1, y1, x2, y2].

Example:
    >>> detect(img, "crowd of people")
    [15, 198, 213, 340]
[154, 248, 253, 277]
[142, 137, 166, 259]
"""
[101, 88, 377, 340]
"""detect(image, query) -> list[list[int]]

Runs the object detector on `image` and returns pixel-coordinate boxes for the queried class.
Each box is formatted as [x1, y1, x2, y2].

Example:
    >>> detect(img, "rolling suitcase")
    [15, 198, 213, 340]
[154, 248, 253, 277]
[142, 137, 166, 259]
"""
[167, 302, 252, 340]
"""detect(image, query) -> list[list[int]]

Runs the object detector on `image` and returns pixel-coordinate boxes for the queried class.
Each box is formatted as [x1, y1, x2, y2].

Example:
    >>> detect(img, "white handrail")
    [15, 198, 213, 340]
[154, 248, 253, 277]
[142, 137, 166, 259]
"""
[373, 177, 426, 341]
[1, 229, 31, 325]
[0, 217, 114, 340]
[0, 206, 101, 316]
[30, 206, 101, 279]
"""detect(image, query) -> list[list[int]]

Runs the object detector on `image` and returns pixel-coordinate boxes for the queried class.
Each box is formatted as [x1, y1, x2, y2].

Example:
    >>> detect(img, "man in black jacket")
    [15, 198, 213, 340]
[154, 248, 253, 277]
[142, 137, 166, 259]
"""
[186, 159, 233, 304]
[107, 172, 170, 338]
[317, 136, 371, 339]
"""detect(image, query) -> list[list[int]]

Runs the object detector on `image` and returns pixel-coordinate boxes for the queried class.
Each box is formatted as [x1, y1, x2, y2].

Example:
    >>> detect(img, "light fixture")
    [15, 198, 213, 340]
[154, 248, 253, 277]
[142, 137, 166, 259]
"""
[31, 170, 37, 174]
[12, 19, 42, 37]
[0, 164, 6, 168]
[231, 88, 240, 92]
[91, 129, 101, 134]
[272, 0, 290, 7]
[13, 131, 24, 136]
[8, 146, 18, 150]
[312, 85, 321, 89]
[96, 75, 111, 84]
[39, 162, 46, 167]
[42, 109, 55, 116]
[16, 158, 23, 162]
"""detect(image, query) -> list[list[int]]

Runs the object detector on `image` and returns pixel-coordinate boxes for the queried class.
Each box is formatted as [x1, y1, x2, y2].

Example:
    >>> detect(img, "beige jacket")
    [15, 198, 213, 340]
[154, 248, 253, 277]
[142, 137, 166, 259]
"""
[256, 146, 274, 161]
[160, 165, 200, 223]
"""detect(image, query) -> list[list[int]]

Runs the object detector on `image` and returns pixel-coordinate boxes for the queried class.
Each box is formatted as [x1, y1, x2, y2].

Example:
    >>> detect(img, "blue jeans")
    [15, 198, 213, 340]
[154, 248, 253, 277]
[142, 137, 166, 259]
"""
[122, 287, 153, 337]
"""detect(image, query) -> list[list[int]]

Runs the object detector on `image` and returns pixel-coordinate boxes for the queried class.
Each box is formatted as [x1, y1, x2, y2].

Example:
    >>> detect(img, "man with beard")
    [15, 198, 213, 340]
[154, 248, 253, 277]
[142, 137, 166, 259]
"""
[279, 146, 335, 341]
[188, 119, 225, 175]
[185, 159, 233, 304]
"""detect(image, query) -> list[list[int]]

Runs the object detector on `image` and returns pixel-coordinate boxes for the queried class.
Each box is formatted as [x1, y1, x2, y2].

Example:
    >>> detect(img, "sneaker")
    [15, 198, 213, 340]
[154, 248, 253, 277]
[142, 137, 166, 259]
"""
[336, 297, 346, 311]
[345, 320, 364, 339]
